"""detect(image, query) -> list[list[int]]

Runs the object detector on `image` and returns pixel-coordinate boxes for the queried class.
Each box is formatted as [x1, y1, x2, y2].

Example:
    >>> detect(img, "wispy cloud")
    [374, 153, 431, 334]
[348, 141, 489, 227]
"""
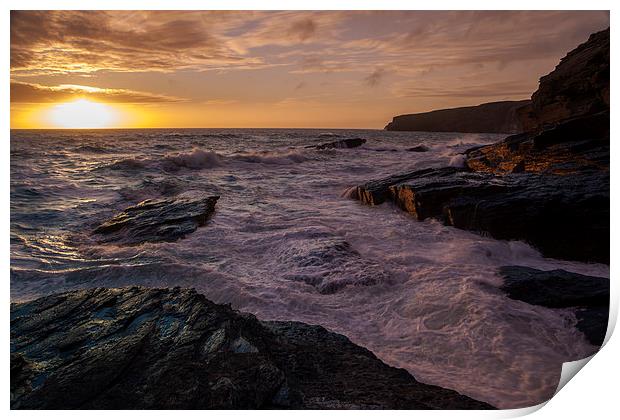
[10, 81, 186, 103]
[364, 68, 386, 87]
[394, 80, 535, 99]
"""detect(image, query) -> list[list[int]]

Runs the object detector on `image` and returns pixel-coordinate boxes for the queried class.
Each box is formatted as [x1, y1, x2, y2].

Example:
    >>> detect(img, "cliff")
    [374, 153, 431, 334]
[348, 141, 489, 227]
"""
[352, 28, 610, 264]
[385, 100, 530, 133]
[517, 28, 610, 133]
[467, 27, 610, 174]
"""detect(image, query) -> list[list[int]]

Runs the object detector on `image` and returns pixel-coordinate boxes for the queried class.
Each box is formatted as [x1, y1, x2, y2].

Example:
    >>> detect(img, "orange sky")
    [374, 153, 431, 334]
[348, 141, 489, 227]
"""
[10, 10, 609, 129]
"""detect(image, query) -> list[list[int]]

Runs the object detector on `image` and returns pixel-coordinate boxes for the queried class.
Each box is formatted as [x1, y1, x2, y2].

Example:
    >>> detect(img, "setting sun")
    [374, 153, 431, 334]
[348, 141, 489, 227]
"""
[46, 99, 119, 128]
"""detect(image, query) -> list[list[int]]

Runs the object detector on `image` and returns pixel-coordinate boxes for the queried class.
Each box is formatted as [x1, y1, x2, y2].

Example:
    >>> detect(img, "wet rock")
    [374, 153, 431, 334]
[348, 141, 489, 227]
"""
[308, 138, 366, 150]
[10, 287, 493, 409]
[354, 167, 464, 206]
[407, 145, 430, 152]
[353, 168, 609, 263]
[357, 29, 610, 264]
[499, 266, 609, 346]
[93, 196, 219, 245]
[465, 111, 609, 175]
[466, 28, 609, 175]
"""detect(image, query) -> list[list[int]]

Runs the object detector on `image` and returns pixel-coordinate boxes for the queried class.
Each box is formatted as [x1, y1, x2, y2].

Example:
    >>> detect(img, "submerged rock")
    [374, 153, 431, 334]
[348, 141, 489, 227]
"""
[499, 266, 609, 346]
[407, 145, 430, 152]
[10, 287, 493, 409]
[275, 235, 390, 294]
[352, 168, 608, 263]
[308, 138, 366, 150]
[93, 196, 219, 245]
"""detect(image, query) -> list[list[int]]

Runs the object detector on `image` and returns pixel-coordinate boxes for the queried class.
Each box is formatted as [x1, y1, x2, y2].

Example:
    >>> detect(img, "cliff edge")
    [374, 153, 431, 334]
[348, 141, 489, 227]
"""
[385, 100, 530, 133]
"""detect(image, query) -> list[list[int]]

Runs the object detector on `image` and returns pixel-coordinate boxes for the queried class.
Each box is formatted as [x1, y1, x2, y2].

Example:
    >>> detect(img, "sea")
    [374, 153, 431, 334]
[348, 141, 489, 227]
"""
[10, 128, 610, 409]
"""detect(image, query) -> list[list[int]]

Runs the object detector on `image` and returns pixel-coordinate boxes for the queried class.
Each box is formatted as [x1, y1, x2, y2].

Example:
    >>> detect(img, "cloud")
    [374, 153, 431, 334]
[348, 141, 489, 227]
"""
[396, 80, 535, 99]
[10, 10, 610, 109]
[10, 11, 265, 75]
[364, 68, 386, 87]
[287, 18, 317, 42]
[10, 81, 185, 103]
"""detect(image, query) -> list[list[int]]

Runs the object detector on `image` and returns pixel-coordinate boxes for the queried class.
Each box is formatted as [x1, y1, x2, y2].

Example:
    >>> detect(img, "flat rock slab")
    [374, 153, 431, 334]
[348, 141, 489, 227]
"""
[308, 138, 366, 150]
[352, 167, 609, 263]
[499, 266, 609, 346]
[93, 196, 219, 245]
[10, 287, 493, 409]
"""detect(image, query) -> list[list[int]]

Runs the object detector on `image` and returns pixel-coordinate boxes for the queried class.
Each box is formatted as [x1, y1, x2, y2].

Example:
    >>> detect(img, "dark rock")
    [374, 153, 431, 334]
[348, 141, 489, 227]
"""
[308, 138, 366, 150]
[466, 111, 609, 175]
[385, 100, 530, 133]
[466, 28, 609, 175]
[352, 168, 609, 263]
[354, 167, 464, 206]
[355, 29, 610, 264]
[93, 196, 219, 245]
[499, 266, 609, 346]
[10, 287, 494, 409]
[407, 145, 430, 152]
[518, 28, 609, 133]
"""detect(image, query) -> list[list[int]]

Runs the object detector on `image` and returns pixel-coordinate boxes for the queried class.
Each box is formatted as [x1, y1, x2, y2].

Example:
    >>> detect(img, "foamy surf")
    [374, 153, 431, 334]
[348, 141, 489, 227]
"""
[10, 128, 608, 409]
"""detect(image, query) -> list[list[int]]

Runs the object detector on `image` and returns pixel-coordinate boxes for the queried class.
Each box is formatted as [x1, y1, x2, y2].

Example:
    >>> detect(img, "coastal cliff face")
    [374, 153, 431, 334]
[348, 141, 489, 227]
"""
[353, 28, 610, 264]
[10, 287, 493, 410]
[517, 28, 610, 133]
[385, 100, 530, 134]
[466, 28, 609, 175]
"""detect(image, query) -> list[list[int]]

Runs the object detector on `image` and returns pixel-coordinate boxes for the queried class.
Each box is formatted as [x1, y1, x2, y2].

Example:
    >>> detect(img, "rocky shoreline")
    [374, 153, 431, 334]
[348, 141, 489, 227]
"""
[354, 28, 609, 264]
[10, 28, 610, 411]
[11, 287, 493, 409]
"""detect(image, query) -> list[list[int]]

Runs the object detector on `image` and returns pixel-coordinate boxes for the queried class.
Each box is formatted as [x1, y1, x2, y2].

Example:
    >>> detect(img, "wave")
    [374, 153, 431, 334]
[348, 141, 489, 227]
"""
[231, 150, 309, 165]
[105, 158, 147, 171]
[73, 144, 111, 154]
[163, 149, 223, 170]
[103, 148, 311, 173]
[448, 154, 467, 167]
[340, 186, 359, 199]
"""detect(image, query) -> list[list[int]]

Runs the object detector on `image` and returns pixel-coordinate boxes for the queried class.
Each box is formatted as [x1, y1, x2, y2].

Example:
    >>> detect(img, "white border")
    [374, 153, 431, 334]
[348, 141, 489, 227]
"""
[3, 2, 617, 419]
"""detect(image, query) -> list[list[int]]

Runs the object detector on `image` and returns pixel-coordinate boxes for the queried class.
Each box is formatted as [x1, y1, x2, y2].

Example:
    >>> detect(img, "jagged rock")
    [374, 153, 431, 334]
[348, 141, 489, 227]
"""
[385, 100, 530, 133]
[93, 196, 219, 245]
[308, 138, 366, 150]
[352, 168, 609, 263]
[499, 266, 609, 346]
[466, 111, 609, 175]
[466, 28, 609, 175]
[10, 287, 493, 409]
[361, 29, 610, 264]
[518, 28, 609, 133]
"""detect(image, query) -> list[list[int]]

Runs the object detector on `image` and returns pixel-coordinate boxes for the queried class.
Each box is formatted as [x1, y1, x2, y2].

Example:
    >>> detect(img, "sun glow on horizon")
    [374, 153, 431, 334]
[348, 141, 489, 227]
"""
[46, 99, 119, 129]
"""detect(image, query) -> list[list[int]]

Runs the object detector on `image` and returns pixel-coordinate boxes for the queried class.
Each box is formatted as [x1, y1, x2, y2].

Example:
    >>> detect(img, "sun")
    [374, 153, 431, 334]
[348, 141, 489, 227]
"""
[46, 99, 119, 129]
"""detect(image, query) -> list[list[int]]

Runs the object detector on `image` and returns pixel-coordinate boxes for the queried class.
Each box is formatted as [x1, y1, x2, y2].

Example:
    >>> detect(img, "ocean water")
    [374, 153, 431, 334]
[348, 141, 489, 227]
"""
[10, 128, 609, 409]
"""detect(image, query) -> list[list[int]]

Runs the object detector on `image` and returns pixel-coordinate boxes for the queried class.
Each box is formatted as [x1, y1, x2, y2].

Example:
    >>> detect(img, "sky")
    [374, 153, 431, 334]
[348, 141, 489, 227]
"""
[10, 10, 610, 129]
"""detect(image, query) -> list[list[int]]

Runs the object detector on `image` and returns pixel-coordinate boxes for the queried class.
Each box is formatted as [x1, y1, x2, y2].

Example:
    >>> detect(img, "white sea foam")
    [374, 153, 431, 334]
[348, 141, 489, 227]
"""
[10, 128, 608, 409]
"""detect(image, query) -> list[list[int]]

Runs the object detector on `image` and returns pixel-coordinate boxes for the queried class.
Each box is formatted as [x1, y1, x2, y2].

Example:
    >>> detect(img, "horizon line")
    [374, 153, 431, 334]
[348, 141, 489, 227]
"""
[10, 126, 386, 131]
